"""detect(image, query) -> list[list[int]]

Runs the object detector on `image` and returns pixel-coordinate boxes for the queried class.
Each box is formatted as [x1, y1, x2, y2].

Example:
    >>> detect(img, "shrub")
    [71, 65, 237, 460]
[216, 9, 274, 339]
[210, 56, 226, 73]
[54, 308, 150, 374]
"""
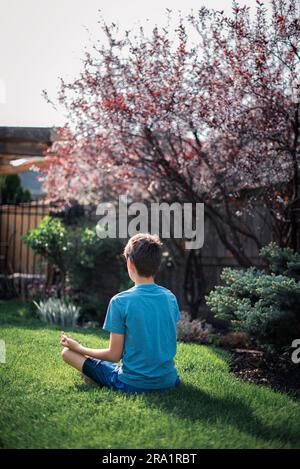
[67, 225, 128, 323]
[219, 332, 250, 349]
[22, 216, 69, 265]
[206, 243, 300, 352]
[34, 298, 80, 327]
[176, 311, 213, 344]
[24, 217, 128, 322]
[260, 242, 300, 280]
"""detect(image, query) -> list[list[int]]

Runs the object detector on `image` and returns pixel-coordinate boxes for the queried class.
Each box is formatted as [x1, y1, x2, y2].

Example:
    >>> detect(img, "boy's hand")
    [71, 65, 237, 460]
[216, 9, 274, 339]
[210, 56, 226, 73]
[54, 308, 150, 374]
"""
[60, 332, 82, 353]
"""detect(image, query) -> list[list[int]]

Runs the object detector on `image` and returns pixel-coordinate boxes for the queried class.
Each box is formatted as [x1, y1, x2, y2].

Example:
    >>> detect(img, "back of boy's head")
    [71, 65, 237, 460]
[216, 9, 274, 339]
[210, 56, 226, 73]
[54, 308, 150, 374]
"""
[124, 233, 163, 277]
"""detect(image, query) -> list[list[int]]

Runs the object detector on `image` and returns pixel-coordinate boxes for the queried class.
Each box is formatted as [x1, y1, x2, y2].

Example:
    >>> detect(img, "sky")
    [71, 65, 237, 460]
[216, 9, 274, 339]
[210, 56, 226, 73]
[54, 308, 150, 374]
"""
[0, 0, 275, 128]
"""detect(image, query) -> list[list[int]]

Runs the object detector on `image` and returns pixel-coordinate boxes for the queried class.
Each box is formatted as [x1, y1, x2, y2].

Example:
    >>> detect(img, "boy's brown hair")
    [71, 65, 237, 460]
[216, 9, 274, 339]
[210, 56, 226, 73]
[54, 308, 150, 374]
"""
[123, 233, 163, 277]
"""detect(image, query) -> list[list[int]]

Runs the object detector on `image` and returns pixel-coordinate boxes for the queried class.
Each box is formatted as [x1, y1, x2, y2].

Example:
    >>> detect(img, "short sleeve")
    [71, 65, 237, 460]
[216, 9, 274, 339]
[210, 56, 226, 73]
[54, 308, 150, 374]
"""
[103, 297, 125, 334]
[171, 294, 181, 323]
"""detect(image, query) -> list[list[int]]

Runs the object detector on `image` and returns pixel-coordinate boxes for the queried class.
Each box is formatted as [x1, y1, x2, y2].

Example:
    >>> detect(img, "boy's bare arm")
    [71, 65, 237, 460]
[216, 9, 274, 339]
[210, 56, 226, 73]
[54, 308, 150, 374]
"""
[60, 332, 124, 363]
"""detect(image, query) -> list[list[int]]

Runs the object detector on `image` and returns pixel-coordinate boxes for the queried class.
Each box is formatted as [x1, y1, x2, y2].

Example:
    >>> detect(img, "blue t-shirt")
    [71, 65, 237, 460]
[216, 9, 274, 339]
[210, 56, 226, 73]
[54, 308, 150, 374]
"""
[102, 283, 181, 389]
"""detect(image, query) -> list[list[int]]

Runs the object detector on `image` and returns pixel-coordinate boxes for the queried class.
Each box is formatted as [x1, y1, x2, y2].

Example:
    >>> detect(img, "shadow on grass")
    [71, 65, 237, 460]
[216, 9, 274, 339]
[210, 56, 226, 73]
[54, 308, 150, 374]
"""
[140, 382, 300, 446]
[75, 379, 300, 446]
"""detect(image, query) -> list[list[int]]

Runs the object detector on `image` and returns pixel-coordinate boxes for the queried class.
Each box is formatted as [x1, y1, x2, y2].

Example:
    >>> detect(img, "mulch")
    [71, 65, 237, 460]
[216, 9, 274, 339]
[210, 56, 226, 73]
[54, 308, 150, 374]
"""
[229, 348, 300, 400]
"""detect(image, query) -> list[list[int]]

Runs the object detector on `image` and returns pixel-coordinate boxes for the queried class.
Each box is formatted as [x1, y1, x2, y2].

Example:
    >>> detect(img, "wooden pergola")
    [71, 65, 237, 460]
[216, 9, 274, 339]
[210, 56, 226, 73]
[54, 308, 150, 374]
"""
[0, 127, 56, 176]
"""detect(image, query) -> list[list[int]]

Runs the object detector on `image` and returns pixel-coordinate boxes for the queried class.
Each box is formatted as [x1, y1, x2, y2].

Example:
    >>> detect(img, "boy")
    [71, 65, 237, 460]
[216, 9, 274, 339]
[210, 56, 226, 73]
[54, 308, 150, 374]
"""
[60, 233, 182, 394]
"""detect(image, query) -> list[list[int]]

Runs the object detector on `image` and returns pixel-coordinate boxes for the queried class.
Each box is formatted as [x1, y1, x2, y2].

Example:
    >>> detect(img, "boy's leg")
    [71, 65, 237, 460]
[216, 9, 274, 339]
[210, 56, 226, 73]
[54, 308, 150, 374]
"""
[61, 347, 86, 372]
[61, 348, 119, 388]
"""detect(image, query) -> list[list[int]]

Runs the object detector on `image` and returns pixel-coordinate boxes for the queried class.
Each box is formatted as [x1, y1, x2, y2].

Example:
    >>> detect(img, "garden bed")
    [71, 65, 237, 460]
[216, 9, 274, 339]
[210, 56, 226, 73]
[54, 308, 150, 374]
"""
[230, 348, 300, 400]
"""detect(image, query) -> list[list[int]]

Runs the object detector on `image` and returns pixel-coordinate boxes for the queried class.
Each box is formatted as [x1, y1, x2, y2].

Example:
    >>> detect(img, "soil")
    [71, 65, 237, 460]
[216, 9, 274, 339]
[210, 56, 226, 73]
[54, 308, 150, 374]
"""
[229, 348, 300, 400]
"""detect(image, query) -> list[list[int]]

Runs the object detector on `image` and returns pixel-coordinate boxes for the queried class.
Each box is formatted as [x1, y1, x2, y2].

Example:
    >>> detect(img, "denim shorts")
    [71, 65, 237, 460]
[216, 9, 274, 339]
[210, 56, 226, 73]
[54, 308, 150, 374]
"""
[82, 357, 182, 395]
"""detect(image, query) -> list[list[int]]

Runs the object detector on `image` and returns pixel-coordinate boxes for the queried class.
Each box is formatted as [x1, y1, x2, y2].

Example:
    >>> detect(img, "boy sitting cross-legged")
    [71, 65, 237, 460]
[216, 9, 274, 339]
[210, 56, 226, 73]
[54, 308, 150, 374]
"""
[60, 233, 182, 394]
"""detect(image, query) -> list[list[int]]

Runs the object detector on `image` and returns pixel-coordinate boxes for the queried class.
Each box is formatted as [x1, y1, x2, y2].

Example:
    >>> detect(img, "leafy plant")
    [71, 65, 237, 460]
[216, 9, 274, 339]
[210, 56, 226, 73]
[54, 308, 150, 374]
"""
[23, 217, 128, 322]
[34, 298, 80, 327]
[22, 216, 72, 298]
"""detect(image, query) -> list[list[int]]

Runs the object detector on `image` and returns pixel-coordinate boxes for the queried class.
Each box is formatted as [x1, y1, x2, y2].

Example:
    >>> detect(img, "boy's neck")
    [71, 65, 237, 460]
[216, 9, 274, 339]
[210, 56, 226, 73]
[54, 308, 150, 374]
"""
[135, 276, 155, 286]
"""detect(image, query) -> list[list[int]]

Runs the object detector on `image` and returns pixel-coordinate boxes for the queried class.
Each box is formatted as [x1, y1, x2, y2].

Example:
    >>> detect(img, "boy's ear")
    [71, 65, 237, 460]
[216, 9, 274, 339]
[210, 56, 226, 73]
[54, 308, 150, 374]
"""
[127, 257, 135, 270]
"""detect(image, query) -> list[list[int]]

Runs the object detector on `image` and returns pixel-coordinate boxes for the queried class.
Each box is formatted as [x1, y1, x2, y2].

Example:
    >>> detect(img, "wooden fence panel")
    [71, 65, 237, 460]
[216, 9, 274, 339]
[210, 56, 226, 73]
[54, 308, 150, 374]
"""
[0, 202, 49, 275]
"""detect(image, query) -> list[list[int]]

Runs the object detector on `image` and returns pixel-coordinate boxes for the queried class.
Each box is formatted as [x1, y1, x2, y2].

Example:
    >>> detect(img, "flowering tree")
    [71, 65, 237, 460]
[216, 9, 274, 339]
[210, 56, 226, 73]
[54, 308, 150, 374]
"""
[42, 0, 300, 268]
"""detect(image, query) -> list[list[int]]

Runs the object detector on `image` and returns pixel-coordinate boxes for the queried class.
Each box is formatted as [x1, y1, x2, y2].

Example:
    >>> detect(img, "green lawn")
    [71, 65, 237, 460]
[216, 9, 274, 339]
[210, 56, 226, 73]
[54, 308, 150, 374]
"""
[0, 299, 300, 449]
